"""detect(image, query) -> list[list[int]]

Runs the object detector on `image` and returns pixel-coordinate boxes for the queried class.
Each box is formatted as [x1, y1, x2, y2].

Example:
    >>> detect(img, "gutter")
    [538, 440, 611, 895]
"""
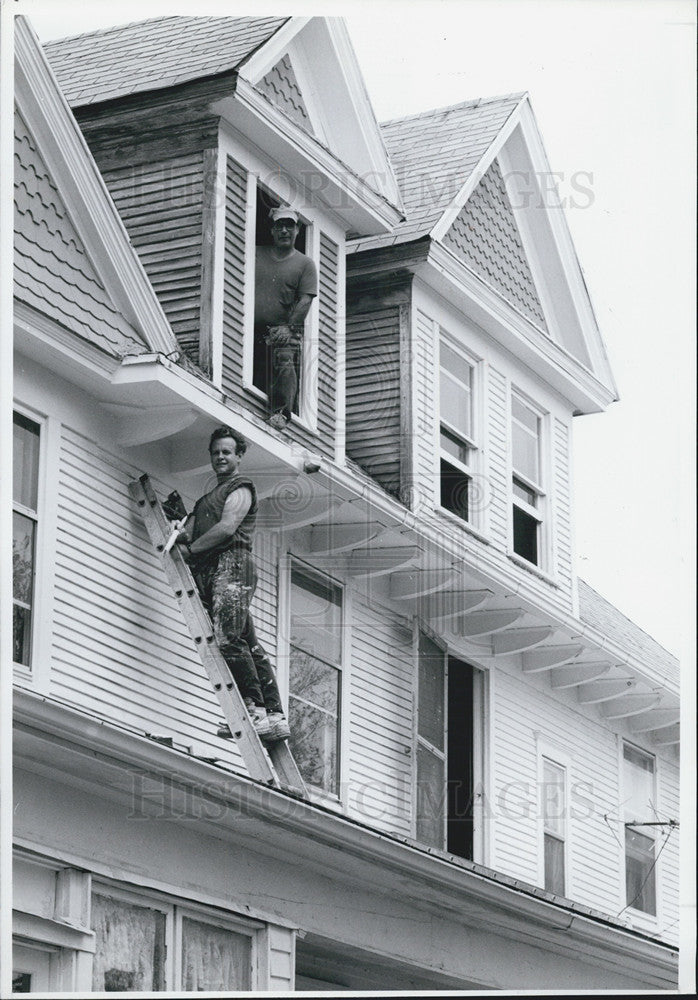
[13, 687, 678, 984]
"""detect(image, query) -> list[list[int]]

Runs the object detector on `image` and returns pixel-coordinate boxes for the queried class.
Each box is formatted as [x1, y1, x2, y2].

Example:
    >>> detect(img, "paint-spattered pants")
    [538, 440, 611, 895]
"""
[194, 548, 283, 712]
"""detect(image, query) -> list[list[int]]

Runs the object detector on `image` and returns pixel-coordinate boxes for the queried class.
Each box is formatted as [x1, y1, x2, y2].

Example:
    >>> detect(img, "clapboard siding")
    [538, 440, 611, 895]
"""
[553, 417, 573, 592]
[345, 305, 401, 495]
[487, 366, 509, 547]
[13, 109, 142, 356]
[349, 599, 414, 835]
[414, 309, 437, 512]
[102, 153, 205, 361]
[657, 754, 679, 945]
[50, 424, 254, 772]
[492, 668, 624, 915]
[220, 155, 336, 457]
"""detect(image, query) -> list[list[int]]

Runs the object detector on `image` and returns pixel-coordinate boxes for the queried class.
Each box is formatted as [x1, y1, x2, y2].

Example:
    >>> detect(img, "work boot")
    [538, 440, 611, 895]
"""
[244, 698, 272, 738]
[261, 712, 291, 743]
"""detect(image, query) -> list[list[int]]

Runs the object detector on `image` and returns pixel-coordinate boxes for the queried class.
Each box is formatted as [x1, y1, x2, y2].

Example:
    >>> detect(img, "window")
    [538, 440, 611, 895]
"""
[91, 885, 256, 992]
[439, 336, 478, 524]
[541, 758, 566, 895]
[623, 743, 657, 916]
[511, 393, 545, 566]
[416, 632, 446, 848]
[13, 412, 41, 666]
[288, 565, 343, 795]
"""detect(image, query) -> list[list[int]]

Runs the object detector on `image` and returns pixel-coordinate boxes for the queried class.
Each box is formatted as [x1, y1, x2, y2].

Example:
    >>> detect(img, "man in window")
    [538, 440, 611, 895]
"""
[254, 207, 317, 429]
[175, 426, 290, 743]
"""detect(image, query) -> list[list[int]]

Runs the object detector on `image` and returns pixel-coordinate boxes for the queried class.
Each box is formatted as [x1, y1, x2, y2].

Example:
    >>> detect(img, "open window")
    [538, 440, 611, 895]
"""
[415, 632, 484, 861]
[510, 391, 546, 567]
[622, 743, 658, 917]
[13, 411, 41, 669]
[252, 183, 311, 420]
[438, 334, 480, 526]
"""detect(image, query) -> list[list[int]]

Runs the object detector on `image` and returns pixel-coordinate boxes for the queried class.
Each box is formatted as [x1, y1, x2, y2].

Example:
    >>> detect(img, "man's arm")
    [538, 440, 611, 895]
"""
[287, 293, 314, 329]
[177, 487, 252, 559]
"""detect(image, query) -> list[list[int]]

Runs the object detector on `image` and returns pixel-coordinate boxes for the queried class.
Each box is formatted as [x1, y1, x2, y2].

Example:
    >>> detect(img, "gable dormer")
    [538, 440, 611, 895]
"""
[44, 16, 402, 463]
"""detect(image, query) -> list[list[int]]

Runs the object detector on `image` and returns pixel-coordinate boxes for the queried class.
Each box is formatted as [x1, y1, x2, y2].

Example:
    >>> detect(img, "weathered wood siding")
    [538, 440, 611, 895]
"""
[13, 109, 142, 356]
[348, 597, 413, 836]
[345, 305, 401, 496]
[101, 154, 205, 362]
[220, 155, 337, 458]
[49, 423, 263, 774]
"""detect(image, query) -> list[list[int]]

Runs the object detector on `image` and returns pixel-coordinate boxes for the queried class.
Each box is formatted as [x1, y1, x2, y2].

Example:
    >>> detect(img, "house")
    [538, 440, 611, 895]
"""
[11, 13, 680, 993]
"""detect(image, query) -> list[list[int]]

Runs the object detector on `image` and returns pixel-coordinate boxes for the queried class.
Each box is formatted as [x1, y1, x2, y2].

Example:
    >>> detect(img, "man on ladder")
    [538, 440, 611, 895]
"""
[174, 425, 291, 744]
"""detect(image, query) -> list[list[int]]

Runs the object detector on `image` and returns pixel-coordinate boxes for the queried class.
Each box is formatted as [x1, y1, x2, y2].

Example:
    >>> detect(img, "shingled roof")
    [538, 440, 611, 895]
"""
[43, 15, 288, 107]
[577, 579, 679, 685]
[349, 94, 523, 253]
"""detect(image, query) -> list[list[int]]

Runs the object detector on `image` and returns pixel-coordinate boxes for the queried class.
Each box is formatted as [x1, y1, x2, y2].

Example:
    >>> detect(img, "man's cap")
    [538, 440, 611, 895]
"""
[270, 206, 299, 224]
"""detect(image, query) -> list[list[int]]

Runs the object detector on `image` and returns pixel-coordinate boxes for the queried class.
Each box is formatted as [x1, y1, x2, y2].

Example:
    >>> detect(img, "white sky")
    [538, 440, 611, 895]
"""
[7, 0, 697, 659]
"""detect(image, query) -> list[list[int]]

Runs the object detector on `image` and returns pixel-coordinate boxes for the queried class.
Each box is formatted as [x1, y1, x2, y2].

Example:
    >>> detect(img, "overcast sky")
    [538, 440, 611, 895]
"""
[9, 0, 696, 659]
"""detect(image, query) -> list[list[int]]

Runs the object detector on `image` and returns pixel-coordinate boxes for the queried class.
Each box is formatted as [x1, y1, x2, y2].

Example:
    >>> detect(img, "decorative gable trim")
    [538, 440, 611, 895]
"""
[14, 17, 177, 358]
[256, 53, 315, 136]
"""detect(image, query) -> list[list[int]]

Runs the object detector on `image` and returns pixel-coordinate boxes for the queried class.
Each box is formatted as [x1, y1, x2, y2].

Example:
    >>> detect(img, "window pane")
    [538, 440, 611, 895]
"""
[91, 893, 166, 992]
[416, 744, 445, 849]
[542, 759, 565, 837]
[513, 477, 537, 506]
[623, 744, 655, 822]
[440, 427, 469, 465]
[513, 505, 538, 565]
[440, 459, 470, 522]
[512, 395, 538, 433]
[13, 512, 36, 665]
[512, 418, 539, 483]
[13, 413, 40, 511]
[625, 828, 657, 915]
[440, 371, 472, 438]
[418, 632, 445, 749]
[290, 568, 342, 664]
[289, 647, 339, 793]
[544, 833, 565, 895]
[181, 917, 251, 991]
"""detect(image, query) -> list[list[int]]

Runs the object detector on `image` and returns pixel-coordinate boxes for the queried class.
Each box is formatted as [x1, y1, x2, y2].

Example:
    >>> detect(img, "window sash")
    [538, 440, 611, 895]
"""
[625, 827, 657, 915]
[544, 832, 565, 895]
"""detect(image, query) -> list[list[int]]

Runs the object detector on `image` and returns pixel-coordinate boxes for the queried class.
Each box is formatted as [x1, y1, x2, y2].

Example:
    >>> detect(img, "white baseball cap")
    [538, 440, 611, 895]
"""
[270, 206, 299, 224]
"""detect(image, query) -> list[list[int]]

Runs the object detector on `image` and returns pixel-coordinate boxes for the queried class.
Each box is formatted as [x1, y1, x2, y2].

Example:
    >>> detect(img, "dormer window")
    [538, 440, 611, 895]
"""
[511, 393, 546, 566]
[439, 335, 479, 525]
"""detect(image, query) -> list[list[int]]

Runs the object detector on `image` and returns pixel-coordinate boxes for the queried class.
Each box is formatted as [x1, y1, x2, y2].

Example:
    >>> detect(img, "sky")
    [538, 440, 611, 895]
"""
[6, 0, 696, 660]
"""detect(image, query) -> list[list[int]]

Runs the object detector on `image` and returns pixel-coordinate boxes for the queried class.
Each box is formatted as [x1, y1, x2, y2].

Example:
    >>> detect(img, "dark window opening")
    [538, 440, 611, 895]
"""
[12, 973, 32, 993]
[625, 827, 657, 915]
[513, 505, 538, 565]
[440, 458, 470, 522]
[253, 185, 306, 410]
[447, 657, 475, 861]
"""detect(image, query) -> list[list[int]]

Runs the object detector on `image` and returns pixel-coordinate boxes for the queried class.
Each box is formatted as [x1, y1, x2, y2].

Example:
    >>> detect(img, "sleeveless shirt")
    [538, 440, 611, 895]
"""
[191, 475, 257, 558]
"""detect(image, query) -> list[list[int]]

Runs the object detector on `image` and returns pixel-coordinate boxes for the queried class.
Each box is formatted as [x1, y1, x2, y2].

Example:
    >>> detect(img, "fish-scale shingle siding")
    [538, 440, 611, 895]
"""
[257, 54, 314, 134]
[13, 110, 142, 356]
[443, 158, 548, 331]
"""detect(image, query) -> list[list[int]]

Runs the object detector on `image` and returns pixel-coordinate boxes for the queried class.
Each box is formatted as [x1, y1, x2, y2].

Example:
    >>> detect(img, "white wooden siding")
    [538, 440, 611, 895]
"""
[348, 596, 413, 836]
[656, 752, 679, 946]
[50, 424, 249, 772]
[265, 925, 295, 991]
[486, 365, 509, 549]
[492, 666, 624, 914]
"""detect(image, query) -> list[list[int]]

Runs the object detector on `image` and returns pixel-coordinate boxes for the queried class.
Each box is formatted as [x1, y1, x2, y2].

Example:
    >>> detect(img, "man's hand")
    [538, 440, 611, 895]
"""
[266, 324, 293, 346]
[175, 533, 194, 564]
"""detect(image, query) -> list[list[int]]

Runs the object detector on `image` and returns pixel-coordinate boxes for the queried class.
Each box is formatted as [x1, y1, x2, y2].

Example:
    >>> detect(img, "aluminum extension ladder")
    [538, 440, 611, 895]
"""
[129, 474, 308, 797]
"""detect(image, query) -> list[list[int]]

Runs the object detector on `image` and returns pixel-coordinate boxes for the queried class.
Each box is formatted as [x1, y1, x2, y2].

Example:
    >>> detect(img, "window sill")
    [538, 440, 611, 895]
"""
[507, 551, 560, 588]
[436, 506, 491, 546]
[305, 786, 344, 813]
[242, 383, 318, 437]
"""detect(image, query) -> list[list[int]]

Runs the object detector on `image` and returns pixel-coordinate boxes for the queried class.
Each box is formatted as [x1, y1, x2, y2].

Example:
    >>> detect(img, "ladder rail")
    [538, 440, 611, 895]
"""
[129, 475, 308, 797]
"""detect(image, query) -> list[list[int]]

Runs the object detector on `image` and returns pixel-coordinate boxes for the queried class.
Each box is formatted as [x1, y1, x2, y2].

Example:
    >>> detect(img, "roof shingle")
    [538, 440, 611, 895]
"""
[44, 15, 288, 107]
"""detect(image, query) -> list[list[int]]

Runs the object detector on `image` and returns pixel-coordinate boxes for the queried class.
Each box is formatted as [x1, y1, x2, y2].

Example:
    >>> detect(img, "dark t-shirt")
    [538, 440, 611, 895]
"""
[254, 246, 317, 328]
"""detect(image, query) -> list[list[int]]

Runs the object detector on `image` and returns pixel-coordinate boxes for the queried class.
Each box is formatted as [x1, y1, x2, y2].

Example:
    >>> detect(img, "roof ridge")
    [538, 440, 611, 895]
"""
[380, 91, 526, 128]
[577, 577, 679, 663]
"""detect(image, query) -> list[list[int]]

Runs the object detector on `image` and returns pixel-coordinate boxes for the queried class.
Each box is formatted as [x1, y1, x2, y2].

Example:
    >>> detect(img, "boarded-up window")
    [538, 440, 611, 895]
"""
[181, 916, 251, 991]
[91, 893, 166, 992]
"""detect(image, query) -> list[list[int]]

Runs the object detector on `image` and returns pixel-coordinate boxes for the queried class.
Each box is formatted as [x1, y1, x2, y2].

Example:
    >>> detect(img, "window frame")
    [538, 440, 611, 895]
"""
[508, 388, 549, 570]
[536, 737, 572, 898]
[90, 880, 262, 992]
[436, 330, 483, 530]
[12, 403, 58, 689]
[621, 740, 660, 922]
[281, 555, 349, 805]
[413, 626, 448, 850]
[240, 170, 320, 434]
